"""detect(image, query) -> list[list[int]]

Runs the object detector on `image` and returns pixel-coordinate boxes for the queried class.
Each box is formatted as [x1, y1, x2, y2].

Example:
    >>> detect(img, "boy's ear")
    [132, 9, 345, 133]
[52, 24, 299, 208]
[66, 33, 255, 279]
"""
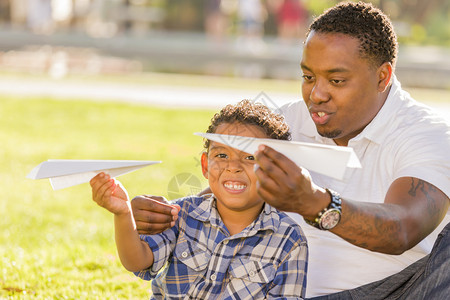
[377, 62, 393, 92]
[201, 152, 208, 179]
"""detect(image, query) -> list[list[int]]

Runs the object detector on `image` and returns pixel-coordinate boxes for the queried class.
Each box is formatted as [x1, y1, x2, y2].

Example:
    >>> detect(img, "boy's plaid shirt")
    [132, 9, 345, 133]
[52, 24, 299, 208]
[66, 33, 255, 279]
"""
[135, 195, 308, 299]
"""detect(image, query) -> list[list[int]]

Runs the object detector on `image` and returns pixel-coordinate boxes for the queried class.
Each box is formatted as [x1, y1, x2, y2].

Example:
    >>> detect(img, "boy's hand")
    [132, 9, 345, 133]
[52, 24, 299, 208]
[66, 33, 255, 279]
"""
[90, 172, 130, 215]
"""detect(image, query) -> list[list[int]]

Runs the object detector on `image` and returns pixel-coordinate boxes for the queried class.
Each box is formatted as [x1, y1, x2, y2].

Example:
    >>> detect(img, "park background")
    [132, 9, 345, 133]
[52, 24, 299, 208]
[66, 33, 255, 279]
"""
[0, 0, 449, 299]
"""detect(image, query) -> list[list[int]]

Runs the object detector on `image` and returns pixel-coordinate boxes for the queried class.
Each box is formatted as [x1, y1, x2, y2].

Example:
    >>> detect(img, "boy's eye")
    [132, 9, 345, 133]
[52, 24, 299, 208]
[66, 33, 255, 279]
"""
[215, 153, 228, 159]
[245, 155, 255, 161]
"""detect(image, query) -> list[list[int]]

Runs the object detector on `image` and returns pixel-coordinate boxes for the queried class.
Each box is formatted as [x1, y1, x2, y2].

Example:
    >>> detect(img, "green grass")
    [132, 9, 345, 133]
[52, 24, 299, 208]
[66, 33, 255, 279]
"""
[0, 96, 214, 299]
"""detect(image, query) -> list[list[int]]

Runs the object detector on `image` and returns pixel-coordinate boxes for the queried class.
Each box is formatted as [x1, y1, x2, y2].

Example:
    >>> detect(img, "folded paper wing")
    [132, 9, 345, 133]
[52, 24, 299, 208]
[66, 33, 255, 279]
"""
[195, 133, 361, 180]
[27, 160, 162, 190]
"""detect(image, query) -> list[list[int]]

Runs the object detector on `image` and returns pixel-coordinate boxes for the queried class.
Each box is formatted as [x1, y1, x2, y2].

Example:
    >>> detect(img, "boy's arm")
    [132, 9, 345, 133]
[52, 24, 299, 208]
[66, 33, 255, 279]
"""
[268, 240, 308, 299]
[90, 173, 154, 272]
[114, 203, 154, 272]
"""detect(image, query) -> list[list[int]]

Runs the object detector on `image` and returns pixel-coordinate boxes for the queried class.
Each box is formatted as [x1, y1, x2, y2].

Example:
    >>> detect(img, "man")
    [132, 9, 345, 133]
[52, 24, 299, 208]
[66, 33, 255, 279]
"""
[131, 2, 450, 299]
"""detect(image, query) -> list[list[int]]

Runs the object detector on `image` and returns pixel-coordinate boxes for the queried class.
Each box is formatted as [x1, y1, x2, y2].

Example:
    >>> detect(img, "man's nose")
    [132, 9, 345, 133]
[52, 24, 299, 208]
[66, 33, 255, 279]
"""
[310, 80, 330, 104]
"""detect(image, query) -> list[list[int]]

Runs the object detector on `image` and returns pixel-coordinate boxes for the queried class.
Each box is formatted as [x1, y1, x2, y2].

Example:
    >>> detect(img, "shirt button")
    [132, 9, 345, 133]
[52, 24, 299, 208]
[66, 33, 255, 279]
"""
[210, 274, 217, 281]
[249, 270, 255, 277]
[181, 251, 188, 258]
[223, 240, 229, 245]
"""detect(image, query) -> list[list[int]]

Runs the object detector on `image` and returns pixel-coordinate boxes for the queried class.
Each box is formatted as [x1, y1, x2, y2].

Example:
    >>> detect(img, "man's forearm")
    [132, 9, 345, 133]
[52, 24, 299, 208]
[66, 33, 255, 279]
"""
[332, 200, 410, 254]
[331, 178, 449, 255]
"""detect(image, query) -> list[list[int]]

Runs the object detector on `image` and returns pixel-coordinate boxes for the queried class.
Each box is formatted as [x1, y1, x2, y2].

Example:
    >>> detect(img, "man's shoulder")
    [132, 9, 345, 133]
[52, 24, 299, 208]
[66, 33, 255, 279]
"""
[390, 80, 448, 129]
[387, 99, 449, 141]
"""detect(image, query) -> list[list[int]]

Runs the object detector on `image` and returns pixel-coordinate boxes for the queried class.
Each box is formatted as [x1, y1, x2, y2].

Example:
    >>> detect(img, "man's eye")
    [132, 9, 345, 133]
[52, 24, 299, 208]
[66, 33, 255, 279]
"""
[215, 153, 227, 159]
[330, 79, 345, 85]
[302, 75, 314, 81]
[245, 155, 255, 161]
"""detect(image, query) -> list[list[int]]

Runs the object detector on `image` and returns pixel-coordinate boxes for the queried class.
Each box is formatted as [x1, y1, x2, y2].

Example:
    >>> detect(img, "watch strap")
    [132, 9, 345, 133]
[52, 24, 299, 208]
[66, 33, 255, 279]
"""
[305, 188, 342, 230]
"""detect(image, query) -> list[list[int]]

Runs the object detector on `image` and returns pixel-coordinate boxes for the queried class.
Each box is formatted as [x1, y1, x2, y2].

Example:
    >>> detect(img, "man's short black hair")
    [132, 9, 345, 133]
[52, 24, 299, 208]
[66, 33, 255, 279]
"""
[204, 100, 291, 150]
[307, 1, 398, 68]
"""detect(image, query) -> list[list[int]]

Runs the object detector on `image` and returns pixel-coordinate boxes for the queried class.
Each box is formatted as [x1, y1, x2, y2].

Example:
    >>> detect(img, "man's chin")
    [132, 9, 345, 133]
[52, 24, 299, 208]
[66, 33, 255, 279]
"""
[318, 129, 342, 139]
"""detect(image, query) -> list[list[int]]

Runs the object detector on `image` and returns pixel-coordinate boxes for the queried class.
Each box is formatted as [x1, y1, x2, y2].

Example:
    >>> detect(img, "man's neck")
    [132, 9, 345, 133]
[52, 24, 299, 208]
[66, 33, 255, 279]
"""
[333, 84, 392, 147]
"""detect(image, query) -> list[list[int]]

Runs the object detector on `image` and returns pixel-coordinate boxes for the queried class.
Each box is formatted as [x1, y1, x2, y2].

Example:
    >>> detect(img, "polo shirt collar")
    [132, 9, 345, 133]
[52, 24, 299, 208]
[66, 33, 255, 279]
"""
[349, 75, 403, 145]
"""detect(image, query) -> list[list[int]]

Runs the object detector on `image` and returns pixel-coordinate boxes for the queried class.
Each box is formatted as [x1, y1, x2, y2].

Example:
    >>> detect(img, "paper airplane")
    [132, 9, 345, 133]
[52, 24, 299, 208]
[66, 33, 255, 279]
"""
[27, 160, 162, 190]
[195, 133, 361, 180]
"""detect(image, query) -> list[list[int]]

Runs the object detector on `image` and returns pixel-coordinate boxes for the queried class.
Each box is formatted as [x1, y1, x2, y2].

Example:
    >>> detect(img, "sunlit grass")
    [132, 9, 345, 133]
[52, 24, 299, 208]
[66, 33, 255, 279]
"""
[0, 96, 214, 299]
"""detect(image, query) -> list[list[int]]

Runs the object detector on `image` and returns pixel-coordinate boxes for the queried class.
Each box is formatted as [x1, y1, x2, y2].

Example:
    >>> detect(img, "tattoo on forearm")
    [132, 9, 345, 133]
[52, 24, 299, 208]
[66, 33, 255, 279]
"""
[338, 179, 446, 253]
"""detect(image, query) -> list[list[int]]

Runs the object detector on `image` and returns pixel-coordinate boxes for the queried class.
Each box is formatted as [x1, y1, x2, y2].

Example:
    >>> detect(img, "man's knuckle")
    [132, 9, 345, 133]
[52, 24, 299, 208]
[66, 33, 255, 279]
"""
[274, 152, 284, 160]
[264, 164, 274, 173]
[131, 195, 142, 202]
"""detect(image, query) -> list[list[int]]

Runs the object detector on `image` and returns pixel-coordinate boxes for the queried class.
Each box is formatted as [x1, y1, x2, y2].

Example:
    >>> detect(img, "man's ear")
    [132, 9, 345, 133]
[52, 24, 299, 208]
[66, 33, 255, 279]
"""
[201, 152, 208, 179]
[377, 62, 393, 92]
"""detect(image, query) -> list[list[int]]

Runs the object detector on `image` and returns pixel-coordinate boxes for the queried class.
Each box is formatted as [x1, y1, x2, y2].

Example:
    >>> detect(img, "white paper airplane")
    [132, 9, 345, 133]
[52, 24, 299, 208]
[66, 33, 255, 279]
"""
[195, 133, 361, 180]
[27, 160, 162, 190]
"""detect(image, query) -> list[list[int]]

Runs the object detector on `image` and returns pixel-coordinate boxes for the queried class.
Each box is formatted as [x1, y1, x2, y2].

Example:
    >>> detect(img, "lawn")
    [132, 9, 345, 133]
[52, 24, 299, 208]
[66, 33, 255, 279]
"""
[0, 96, 214, 299]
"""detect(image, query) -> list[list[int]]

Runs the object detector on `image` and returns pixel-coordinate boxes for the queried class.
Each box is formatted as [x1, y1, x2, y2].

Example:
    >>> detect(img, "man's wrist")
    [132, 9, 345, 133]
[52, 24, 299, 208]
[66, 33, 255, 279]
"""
[303, 188, 330, 221]
[304, 188, 342, 230]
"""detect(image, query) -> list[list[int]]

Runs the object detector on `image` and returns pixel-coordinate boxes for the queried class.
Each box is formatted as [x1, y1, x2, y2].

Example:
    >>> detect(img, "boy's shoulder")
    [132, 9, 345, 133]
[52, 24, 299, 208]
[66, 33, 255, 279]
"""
[267, 205, 307, 242]
[172, 194, 212, 212]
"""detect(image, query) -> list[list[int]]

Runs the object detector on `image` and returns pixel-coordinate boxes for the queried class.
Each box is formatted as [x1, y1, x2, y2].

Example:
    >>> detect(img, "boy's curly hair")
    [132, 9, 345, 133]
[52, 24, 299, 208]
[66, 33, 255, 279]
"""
[204, 100, 291, 150]
[307, 1, 398, 68]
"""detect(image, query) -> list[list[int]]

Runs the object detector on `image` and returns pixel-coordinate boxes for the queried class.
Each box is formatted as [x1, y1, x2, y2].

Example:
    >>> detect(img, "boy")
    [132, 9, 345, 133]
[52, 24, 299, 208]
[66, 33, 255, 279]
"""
[90, 100, 308, 299]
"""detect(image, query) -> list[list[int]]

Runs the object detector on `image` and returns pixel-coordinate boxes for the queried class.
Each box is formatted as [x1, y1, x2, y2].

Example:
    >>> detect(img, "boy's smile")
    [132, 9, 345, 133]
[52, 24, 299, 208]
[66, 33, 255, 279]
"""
[201, 122, 268, 228]
[223, 181, 247, 193]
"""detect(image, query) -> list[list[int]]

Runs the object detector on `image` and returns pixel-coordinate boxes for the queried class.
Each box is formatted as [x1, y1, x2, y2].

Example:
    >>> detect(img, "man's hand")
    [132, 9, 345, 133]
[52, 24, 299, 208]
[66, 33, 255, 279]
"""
[131, 195, 181, 235]
[254, 145, 330, 220]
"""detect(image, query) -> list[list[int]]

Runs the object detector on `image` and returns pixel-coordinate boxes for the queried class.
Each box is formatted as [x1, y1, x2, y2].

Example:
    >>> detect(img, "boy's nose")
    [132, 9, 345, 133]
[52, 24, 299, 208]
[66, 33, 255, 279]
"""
[225, 160, 243, 173]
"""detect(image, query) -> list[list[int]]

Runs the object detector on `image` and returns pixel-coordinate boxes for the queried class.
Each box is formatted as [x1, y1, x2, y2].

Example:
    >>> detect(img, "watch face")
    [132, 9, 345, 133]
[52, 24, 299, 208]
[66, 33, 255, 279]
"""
[320, 209, 341, 230]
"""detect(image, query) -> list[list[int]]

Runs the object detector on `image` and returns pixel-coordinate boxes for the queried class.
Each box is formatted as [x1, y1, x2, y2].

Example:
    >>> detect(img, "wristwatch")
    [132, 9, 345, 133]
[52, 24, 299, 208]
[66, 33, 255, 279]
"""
[305, 188, 342, 230]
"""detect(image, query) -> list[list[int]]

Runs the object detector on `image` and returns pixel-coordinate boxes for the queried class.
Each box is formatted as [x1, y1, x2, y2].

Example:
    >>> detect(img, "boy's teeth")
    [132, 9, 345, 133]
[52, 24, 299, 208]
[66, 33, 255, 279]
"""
[317, 112, 326, 117]
[224, 182, 246, 190]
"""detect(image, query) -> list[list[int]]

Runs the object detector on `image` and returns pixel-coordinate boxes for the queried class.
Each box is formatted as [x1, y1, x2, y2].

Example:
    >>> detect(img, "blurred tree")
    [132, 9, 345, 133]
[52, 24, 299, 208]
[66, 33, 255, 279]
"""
[163, 0, 204, 31]
[0, 0, 11, 24]
[396, 0, 444, 25]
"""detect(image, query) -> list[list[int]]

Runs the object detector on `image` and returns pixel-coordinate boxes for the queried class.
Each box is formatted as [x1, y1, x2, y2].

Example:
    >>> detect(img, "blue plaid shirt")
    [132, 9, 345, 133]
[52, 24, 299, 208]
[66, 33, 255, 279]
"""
[135, 195, 308, 299]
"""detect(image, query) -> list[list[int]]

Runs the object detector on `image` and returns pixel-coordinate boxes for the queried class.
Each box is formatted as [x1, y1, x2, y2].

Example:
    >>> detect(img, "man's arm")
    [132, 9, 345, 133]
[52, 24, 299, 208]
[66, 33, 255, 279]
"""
[336, 177, 448, 254]
[255, 145, 449, 254]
